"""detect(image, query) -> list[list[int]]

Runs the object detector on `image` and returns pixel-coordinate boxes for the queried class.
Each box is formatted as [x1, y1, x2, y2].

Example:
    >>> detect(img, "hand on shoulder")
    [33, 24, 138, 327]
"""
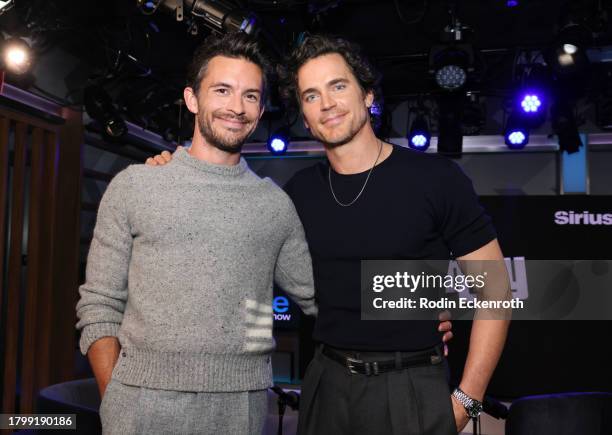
[145, 146, 182, 166]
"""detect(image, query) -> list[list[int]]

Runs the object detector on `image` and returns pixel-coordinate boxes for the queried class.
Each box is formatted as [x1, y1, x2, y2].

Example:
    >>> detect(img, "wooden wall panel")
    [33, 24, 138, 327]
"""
[0, 117, 9, 320]
[36, 130, 59, 391]
[0, 105, 82, 415]
[52, 107, 82, 384]
[20, 127, 44, 413]
[2, 122, 27, 414]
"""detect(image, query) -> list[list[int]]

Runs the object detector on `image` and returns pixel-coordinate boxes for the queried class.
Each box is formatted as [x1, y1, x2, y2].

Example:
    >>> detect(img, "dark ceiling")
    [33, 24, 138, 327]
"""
[2, 0, 612, 138]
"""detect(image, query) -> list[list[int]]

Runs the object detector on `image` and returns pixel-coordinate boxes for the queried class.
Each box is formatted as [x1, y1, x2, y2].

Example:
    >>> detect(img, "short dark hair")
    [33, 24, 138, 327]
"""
[278, 34, 381, 107]
[187, 32, 271, 103]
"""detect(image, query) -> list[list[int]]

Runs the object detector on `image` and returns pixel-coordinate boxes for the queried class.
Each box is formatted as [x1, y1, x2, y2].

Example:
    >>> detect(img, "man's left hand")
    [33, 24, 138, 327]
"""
[438, 310, 453, 357]
[451, 394, 471, 433]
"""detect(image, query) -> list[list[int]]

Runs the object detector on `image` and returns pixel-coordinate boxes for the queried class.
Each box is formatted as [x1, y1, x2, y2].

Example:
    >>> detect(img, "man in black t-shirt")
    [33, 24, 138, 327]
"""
[276, 35, 510, 435]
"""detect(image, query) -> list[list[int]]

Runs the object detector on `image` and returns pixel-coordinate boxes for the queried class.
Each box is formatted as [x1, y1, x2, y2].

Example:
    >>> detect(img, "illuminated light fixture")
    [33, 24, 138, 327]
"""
[267, 127, 290, 154]
[1, 38, 33, 75]
[408, 112, 431, 151]
[505, 130, 528, 148]
[563, 44, 578, 55]
[269, 138, 287, 153]
[514, 65, 550, 128]
[548, 23, 591, 78]
[521, 94, 542, 113]
[0, 0, 14, 15]
[504, 114, 529, 150]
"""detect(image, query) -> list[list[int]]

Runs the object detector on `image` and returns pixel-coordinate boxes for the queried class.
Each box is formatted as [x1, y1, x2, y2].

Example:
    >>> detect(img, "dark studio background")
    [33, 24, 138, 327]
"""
[1, 0, 612, 430]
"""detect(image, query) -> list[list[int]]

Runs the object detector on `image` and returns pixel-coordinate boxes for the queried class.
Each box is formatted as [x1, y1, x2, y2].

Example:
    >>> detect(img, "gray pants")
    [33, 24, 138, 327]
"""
[100, 378, 268, 435]
[297, 345, 457, 435]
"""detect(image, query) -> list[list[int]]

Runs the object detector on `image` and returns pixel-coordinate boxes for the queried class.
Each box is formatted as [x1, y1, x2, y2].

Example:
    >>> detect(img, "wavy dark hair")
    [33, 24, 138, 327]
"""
[186, 32, 271, 104]
[278, 34, 381, 108]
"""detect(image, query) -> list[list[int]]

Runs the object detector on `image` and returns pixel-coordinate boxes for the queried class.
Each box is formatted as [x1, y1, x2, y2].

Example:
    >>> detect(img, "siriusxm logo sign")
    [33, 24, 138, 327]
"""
[446, 257, 528, 301]
[273, 296, 291, 321]
[554, 211, 612, 226]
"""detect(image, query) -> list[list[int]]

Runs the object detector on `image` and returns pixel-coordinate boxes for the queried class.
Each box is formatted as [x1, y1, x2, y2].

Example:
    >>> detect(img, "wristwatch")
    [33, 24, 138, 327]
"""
[452, 387, 483, 418]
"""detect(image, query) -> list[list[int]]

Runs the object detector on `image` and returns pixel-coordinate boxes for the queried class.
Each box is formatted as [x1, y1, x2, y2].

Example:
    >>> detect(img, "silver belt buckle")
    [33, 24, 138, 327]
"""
[346, 357, 361, 375]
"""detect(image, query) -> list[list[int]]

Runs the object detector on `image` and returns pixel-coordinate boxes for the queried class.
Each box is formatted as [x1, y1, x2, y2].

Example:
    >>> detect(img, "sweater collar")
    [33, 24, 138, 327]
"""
[173, 147, 248, 177]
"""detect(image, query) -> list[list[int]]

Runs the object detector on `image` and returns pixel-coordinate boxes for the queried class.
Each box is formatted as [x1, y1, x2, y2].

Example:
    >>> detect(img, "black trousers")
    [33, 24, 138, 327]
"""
[297, 345, 457, 435]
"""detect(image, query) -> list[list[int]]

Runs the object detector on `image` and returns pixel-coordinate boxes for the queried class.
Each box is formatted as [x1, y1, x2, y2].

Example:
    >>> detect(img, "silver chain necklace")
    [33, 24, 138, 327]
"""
[328, 140, 383, 207]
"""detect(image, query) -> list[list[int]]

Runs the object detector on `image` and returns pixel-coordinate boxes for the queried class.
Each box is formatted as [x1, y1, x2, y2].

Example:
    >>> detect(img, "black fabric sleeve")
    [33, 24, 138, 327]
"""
[436, 159, 497, 257]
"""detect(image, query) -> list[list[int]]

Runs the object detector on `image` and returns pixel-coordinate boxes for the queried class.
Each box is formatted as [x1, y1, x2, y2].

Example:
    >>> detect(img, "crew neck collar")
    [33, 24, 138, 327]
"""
[174, 147, 248, 177]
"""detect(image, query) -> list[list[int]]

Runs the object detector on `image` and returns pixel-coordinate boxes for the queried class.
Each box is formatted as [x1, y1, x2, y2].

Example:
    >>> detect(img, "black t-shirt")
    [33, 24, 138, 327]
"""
[284, 145, 497, 351]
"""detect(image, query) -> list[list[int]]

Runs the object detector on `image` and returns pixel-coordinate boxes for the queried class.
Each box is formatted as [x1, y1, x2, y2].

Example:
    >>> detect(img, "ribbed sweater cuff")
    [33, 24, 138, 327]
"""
[79, 322, 121, 355]
[112, 348, 273, 392]
[302, 303, 318, 317]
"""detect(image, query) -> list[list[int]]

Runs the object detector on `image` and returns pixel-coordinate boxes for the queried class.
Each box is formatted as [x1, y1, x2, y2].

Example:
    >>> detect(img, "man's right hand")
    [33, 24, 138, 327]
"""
[145, 146, 181, 166]
[87, 336, 121, 399]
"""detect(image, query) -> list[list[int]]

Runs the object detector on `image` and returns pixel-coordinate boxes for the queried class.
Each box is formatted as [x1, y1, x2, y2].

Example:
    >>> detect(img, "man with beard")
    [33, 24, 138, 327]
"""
[277, 35, 510, 435]
[76, 32, 319, 434]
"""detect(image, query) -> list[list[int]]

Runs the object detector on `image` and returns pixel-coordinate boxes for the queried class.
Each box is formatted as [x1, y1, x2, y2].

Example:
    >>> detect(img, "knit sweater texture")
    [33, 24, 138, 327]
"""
[76, 148, 317, 392]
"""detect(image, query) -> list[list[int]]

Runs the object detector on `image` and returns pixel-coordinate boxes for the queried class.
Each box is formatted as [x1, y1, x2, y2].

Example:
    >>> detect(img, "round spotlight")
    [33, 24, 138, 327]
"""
[2, 38, 32, 75]
[504, 111, 529, 149]
[410, 134, 428, 149]
[435, 65, 467, 91]
[558, 53, 575, 67]
[408, 113, 431, 151]
[520, 94, 542, 113]
[563, 44, 578, 55]
[267, 127, 290, 154]
[269, 138, 287, 153]
[509, 131, 525, 144]
[430, 45, 473, 92]
[505, 129, 529, 149]
[548, 24, 591, 78]
[515, 65, 550, 127]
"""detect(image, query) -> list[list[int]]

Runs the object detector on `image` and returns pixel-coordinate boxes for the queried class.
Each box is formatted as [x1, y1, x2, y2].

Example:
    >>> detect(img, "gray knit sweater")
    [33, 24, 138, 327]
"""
[76, 148, 317, 392]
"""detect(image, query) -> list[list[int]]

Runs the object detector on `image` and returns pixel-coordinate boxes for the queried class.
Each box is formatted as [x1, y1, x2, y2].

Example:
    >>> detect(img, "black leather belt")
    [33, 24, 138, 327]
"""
[321, 345, 443, 376]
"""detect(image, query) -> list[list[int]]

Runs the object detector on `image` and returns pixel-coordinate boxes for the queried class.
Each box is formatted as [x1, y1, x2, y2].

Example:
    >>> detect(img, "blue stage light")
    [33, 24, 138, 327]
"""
[504, 128, 529, 149]
[269, 138, 287, 153]
[410, 134, 428, 148]
[504, 111, 530, 149]
[514, 66, 549, 127]
[508, 131, 525, 144]
[267, 128, 290, 154]
[521, 94, 542, 113]
[408, 113, 431, 151]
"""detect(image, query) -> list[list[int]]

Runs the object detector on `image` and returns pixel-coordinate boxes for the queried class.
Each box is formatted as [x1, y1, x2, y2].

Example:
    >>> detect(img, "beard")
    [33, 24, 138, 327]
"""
[197, 109, 255, 154]
[310, 109, 369, 150]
